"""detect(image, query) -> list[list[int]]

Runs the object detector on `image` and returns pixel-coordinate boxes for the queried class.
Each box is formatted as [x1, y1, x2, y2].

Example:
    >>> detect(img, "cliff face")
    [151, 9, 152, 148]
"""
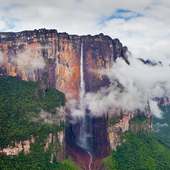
[83, 35, 128, 92]
[0, 29, 80, 99]
[0, 29, 128, 99]
[0, 136, 35, 156]
[0, 131, 64, 162]
[108, 113, 133, 150]
[0, 29, 129, 162]
[108, 112, 152, 151]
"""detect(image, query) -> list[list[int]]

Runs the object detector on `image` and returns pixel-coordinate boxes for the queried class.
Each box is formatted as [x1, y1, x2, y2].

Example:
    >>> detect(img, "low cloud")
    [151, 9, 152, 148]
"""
[66, 99, 86, 122]
[70, 55, 170, 119]
[14, 48, 45, 72]
[149, 100, 162, 119]
[99, 56, 170, 118]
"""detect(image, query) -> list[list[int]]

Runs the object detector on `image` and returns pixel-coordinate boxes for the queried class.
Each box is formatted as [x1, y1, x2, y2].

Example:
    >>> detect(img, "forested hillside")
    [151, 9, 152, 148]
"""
[0, 76, 78, 170]
[104, 132, 170, 170]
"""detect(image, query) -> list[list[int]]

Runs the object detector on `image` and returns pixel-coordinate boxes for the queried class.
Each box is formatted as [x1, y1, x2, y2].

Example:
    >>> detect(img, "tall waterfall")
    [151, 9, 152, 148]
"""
[78, 42, 93, 170]
[80, 42, 85, 104]
[78, 42, 89, 150]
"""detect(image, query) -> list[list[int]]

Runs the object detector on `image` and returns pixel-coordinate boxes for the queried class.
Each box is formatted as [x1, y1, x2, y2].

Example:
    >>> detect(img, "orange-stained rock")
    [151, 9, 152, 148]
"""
[108, 112, 134, 150]
[0, 29, 130, 163]
[0, 136, 35, 156]
[0, 29, 128, 100]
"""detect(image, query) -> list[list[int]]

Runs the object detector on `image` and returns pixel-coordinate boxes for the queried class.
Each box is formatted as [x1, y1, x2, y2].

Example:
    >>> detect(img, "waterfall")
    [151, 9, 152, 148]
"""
[78, 42, 93, 170]
[80, 43, 85, 103]
[88, 151, 93, 170]
[78, 42, 89, 150]
[80, 42, 85, 104]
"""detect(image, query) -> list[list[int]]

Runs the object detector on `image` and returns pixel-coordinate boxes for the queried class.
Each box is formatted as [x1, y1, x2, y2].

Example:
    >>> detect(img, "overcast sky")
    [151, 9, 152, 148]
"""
[0, 0, 170, 59]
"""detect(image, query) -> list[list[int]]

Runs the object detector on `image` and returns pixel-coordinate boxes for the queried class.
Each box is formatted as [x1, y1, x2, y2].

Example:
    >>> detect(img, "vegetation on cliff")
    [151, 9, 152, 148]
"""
[0, 145, 79, 170]
[0, 76, 65, 147]
[153, 105, 170, 147]
[0, 76, 78, 170]
[104, 132, 170, 170]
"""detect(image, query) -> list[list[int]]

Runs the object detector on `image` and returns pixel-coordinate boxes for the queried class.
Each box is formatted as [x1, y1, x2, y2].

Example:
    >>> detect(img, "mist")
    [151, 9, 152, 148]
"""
[13, 48, 45, 72]
[69, 54, 170, 119]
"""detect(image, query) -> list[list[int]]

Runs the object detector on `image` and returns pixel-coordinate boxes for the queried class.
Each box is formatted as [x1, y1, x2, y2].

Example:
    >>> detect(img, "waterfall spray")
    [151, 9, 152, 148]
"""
[78, 42, 88, 149]
[80, 42, 85, 104]
[78, 42, 93, 170]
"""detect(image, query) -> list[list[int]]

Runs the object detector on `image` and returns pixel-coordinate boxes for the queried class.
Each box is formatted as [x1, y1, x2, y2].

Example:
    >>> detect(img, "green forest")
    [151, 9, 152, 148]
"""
[0, 76, 79, 170]
[1, 76, 170, 170]
[153, 105, 170, 147]
[104, 132, 170, 170]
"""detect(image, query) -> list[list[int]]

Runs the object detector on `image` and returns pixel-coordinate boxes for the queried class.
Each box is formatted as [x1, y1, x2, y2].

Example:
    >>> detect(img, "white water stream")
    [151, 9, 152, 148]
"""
[78, 42, 88, 149]
[87, 151, 93, 170]
[79, 42, 93, 170]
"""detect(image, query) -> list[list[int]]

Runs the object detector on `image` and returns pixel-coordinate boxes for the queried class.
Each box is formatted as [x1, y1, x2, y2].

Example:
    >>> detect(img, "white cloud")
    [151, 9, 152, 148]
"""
[73, 56, 170, 118]
[0, 0, 169, 59]
[0, 20, 8, 30]
[150, 100, 162, 118]
[14, 48, 45, 72]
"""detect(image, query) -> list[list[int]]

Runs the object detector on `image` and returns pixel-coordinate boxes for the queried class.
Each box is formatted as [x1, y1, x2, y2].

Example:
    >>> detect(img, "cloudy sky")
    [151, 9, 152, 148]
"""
[0, 0, 170, 59]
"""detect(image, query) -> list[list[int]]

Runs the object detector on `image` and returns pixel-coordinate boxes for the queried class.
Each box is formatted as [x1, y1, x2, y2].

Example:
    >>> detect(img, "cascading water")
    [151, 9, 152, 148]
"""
[88, 151, 93, 170]
[78, 42, 93, 170]
[78, 42, 88, 149]
[80, 42, 85, 104]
